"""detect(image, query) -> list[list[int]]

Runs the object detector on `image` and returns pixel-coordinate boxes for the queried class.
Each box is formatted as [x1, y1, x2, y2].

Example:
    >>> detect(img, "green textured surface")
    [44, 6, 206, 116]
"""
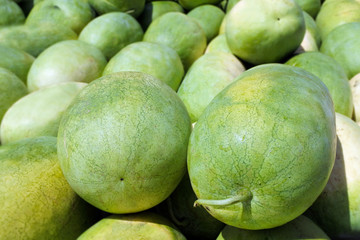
[188, 64, 336, 229]
[0, 136, 99, 239]
[179, 0, 222, 10]
[57, 72, 191, 214]
[320, 22, 360, 79]
[206, 34, 232, 54]
[286, 52, 353, 117]
[0, 23, 77, 57]
[188, 5, 225, 42]
[138, 1, 184, 30]
[78, 212, 186, 240]
[143, 12, 206, 71]
[25, 0, 94, 34]
[307, 113, 360, 238]
[34, 0, 44, 4]
[103, 42, 184, 91]
[0, 82, 87, 144]
[225, 0, 305, 64]
[161, 173, 225, 240]
[217, 215, 330, 240]
[0, 44, 34, 83]
[88, 0, 145, 18]
[177, 52, 245, 122]
[0, 0, 25, 26]
[294, 0, 321, 18]
[79, 12, 143, 60]
[315, 0, 360, 40]
[0, 67, 28, 123]
[27, 40, 107, 92]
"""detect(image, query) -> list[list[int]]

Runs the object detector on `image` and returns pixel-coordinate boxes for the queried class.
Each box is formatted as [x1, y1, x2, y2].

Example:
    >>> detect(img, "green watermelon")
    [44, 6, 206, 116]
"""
[188, 64, 336, 229]
[78, 212, 186, 239]
[57, 72, 191, 214]
[0, 136, 99, 239]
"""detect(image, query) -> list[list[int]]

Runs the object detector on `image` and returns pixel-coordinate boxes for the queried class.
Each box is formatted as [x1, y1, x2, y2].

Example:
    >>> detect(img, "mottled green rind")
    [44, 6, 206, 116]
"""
[138, 1, 184, 30]
[294, 0, 320, 18]
[103, 42, 184, 91]
[78, 212, 186, 240]
[27, 40, 107, 92]
[79, 12, 143, 60]
[315, 0, 360, 40]
[0, 0, 25, 26]
[206, 34, 232, 54]
[179, 0, 222, 10]
[57, 72, 191, 214]
[0, 82, 87, 144]
[225, 0, 305, 65]
[0, 24, 77, 57]
[188, 64, 336, 229]
[286, 52, 353, 117]
[307, 113, 360, 238]
[0, 136, 99, 239]
[25, 0, 94, 34]
[188, 5, 225, 42]
[0, 44, 34, 83]
[161, 173, 225, 240]
[320, 22, 360, 79]
[177, 52, 245, 122]
[217, 215, 330, 240]
[144, 12, 206, 70]
[0, 67, 28, 123]
[88, 0, 145, 18]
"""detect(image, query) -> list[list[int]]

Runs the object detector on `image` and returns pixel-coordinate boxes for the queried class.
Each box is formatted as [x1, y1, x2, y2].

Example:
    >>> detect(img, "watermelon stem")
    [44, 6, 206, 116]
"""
[194, 190, 252, 207]
[125, 9, 135, 14]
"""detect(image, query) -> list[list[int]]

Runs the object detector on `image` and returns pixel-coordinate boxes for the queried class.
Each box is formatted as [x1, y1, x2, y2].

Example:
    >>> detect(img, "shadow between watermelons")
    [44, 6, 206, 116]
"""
[155, 171, 225, 240]
[18, 0, 34, 16]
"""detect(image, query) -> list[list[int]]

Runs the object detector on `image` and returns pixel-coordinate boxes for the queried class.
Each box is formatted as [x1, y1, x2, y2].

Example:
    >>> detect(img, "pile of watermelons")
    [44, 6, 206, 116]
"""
[1, 0, 360, 239]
